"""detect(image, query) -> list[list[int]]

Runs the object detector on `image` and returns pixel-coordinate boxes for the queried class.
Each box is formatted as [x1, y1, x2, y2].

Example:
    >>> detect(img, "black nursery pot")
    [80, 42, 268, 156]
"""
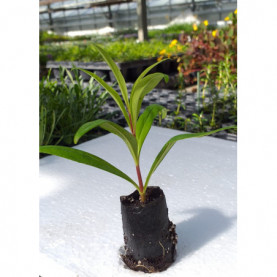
[120, 186, 177, 273]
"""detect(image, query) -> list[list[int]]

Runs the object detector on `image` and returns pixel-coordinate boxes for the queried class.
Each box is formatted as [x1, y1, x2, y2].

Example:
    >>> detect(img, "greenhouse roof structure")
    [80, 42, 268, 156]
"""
[40, 0, 134, 12]
[39, 0, 237, 38]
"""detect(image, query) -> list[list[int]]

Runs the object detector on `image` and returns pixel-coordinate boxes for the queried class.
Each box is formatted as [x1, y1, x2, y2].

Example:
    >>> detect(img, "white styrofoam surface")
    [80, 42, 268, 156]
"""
[40, 126, 237, 277]
[40, 253, 78, 277]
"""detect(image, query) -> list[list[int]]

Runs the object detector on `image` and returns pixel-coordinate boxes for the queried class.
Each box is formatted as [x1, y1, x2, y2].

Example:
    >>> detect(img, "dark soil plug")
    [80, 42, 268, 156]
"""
[120, 186, 177, 272]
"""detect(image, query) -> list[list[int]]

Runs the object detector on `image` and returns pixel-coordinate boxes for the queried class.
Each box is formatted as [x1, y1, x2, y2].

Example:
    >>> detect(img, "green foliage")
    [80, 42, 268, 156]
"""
[74, 119, 138, 165]
[40, 45, 236, 202]
[39, 30, 102, 45]
[148, 24, 195, 40]
[79, 68, 131, 126]
[197, 52, 237, 131]
[169, 52, 237, 134]
[130, 72, 168, 130]
[39, 66, 108, 146]
[192, 112, 209, 132]
[158, 10, 237, 134]
[40, 31, 70, 44]
[157, 10, 237, 86]
[40, 145, 139, 191]
[136, 104, 167, 156]
[93, 44, 129, 109]
[39, 39, 186, 66]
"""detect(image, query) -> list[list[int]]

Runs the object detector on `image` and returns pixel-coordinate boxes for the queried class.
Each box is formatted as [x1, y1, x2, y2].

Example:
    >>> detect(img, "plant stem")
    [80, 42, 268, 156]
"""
[128, 111, 135, 136]
[136, 164, 145, 202]
[128, 110, 144, 201]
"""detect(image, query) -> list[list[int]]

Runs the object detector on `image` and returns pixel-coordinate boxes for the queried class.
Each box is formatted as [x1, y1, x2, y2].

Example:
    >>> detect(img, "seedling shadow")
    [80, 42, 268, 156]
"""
[175, 208, 236, 263]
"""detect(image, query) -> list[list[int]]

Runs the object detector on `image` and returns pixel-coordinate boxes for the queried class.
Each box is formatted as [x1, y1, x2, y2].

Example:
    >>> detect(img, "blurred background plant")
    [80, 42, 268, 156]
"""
[158, 10, 237, 134]
[158, 10, 237, 86]
[169, 51, 236, 134]
[40, 37, 187, 68]
[39, 66, 109, 147]
[40, 9, 237, 141]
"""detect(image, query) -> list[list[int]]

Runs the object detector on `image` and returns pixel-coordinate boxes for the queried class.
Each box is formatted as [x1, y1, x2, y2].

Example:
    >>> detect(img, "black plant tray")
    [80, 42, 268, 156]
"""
[46, 58, 178, 84]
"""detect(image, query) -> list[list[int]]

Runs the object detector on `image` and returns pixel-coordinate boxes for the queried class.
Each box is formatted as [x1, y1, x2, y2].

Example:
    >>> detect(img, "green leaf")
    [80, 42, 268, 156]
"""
[144, 125, 237, 191]
[136, 104, 167, 156]
[39, 105, 46, 146]
[39, 145, 139, 190]
[93, 44, 129, 110]
[160, 108, 167, 119]
[228, 28, 234, 38]
[131, 59, 168, 95]
[77, 68, 131, 128]
[130, 73, 168, 129]
[45, 111, 56, 146]
[65, 68, 74, 84]
[74, 119, 138, 164]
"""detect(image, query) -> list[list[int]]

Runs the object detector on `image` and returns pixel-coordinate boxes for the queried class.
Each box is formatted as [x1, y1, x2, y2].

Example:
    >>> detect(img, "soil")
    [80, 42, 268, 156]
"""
[120, 186, 163, 206]
[120, 187, 177, 273]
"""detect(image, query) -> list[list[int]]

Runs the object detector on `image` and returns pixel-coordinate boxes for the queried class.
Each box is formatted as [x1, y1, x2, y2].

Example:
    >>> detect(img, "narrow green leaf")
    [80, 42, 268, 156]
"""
[39, 105, 46, 146]
[78, 68, 130, 128]
[74, 119, 138, 164]
[144, 125, 237, 191]
[136, 104, 167, 156]
[39, 145, 139, 190]
[65, 68, 74, 84]
[45, 111, 56, 146]
[55, 108, 67, 125]
[131, 59, 168, 95]
[93, 44, 129, 110]
[130, 73, 168, 129]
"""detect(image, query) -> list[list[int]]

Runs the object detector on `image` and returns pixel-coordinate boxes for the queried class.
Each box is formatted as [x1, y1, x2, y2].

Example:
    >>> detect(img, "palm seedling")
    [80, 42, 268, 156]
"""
[40, 44, 235, 203]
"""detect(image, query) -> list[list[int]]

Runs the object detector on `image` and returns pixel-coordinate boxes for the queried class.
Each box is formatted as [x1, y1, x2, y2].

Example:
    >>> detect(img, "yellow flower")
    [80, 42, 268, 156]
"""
[157, 56, 163, 62]
[167, 53, 172, 58]
[193, 23, 198, 31]
[212, 30, 217, 37]
[225, 16, 230, 21]
[169, 39, 178, 48]
[234, 9, 237, 15]
[159, 49, 166, 55]
[203, 20, 209, 26]
[177, 45, 182, 52]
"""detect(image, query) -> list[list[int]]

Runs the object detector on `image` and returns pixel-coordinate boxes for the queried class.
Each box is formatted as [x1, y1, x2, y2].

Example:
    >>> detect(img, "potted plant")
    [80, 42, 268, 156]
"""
[40, 44, 235, 273]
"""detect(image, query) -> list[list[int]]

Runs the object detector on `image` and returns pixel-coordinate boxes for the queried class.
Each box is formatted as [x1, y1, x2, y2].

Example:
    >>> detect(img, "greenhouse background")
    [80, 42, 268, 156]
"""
[39, 0, 238, 149]
[40, 0, 237, 35]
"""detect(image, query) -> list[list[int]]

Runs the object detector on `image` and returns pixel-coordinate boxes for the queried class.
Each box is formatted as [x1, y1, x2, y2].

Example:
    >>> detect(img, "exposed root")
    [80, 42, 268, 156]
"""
[159, 241, 165, 257]
[135, 264, 154, 273]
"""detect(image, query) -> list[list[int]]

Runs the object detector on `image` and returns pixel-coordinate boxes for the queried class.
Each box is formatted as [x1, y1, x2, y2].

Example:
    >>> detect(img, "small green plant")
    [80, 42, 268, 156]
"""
[40, 44, 235, 203]
[39, 66, 108, 146]
[192, 112, 208, 132]
[173, 91, 186, 116]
